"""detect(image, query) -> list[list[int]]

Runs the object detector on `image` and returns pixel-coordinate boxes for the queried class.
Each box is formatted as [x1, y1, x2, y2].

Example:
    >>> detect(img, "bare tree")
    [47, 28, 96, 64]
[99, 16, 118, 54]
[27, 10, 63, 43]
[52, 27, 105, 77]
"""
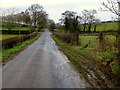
[27, 4, 44, 30]
[100, 0, 120, 16]
[93, 19, 101, 32]
[37, 11, 48, 31]
[1, 8, 18, 30]
[81, 9, 89, 31]
[81, 9, 98, 32]
[49, 19, 55, 32]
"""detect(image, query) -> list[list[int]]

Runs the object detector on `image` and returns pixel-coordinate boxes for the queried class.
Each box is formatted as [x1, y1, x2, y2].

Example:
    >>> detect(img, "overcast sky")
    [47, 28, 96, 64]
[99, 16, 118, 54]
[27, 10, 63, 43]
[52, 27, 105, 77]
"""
[0, 0, 117, 23]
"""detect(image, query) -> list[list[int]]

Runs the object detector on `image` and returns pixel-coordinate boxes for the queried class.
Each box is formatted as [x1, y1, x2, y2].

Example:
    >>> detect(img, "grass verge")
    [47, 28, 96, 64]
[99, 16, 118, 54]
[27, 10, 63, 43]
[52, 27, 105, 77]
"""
[1, 34, 40, 65]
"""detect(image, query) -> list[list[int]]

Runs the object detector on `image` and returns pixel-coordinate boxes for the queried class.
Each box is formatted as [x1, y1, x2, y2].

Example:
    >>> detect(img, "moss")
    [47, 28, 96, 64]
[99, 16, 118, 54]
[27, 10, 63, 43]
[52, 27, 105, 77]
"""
[110, 61, 120, 74]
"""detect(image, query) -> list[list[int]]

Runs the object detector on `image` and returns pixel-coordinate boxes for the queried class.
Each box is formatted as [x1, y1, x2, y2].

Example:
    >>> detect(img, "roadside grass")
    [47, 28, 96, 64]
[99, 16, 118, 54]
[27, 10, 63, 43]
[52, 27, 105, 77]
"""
[0, 34, 21, 40]
[1, 34, 40, 63]
[52, 34, 119, 87]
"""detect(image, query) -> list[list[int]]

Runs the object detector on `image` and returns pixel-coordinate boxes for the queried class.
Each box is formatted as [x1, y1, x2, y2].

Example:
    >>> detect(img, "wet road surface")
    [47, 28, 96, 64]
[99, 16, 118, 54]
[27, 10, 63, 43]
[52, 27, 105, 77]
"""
[3, 29, 89, 88]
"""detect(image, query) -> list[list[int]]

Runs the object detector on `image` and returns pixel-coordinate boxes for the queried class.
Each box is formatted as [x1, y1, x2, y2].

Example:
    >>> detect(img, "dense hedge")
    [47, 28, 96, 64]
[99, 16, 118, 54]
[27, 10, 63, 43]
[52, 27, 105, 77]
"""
[1, 30, 34, 34]
[53, 32, 71, 43]
[1, 32, 38, 49]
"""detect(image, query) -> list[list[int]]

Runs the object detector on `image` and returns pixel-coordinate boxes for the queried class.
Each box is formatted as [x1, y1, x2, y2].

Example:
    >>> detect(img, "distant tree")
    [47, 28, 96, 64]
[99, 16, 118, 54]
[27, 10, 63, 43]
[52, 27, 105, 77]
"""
[49, 20, 55, 32]
[27, 4, 48, 31]
[27, 4, 44, 30]
[20, 10, 31, 25]
[81, 9, 98, 32]
[61, 11, 76, 24]
[72, 16, 80, 44]
[61, 10, 80, 44]
[56, 23, 64, 30]
[0, 8, 18, 30]
[81, 9, 89, 31]
[37, 11, 48, 31]
[5, 9, 16, 30]
[64, 17, 72, 32]
[93, 19, 101, 32]
[61, 10, 78, 33]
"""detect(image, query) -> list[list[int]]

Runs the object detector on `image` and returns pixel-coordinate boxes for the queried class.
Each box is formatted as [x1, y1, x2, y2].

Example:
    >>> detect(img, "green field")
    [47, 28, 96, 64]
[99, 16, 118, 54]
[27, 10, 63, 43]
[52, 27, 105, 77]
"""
[1, 22, 38, 31]
[1, 27, 38, 31]
[79, 35, 116, 48]
[0, 34, 20, 40]
[1, 27, 31, 31]
[81, 22, 119, 31]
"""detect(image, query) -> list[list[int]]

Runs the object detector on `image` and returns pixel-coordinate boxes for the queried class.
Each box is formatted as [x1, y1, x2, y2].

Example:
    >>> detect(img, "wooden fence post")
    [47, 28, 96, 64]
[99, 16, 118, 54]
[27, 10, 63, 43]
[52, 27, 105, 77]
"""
[99, 32, 104, 50]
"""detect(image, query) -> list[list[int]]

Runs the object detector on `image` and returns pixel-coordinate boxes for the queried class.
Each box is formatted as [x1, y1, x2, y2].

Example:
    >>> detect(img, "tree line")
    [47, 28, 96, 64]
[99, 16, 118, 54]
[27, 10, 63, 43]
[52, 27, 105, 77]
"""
[1, 4, 48, 31]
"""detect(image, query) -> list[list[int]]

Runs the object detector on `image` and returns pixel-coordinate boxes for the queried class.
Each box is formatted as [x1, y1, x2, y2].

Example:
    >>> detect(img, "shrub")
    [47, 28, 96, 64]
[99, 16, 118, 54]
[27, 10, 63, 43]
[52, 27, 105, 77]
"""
[53, 32, 71, 43]
[1, 32, 38, 49]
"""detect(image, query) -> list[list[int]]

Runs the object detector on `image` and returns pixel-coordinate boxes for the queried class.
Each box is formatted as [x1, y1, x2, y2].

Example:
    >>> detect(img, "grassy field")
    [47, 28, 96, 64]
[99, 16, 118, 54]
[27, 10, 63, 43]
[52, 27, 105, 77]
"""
[1, 22, 38, 31]
[0, 34, 21, 40]
[79, 35, 116, 48]
[79, 35, 117, 67]
[1, 27, 31, 31]
[81, 22, 119, 31]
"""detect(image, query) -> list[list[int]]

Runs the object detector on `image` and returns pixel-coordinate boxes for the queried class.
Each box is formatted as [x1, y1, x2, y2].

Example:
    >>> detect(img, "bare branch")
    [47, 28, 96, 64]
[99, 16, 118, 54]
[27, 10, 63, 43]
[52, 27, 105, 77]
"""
[100, 0, 120, 16]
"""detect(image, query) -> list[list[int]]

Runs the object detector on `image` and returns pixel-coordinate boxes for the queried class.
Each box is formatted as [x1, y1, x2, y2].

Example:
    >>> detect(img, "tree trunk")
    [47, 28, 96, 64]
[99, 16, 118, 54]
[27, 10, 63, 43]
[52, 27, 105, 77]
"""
[94, 24, 97, 32]
[88, 24, 91, 32]
[76, 32, 80, 45]
[83, 25, 86, 32]
[99, 32, 104, 50]
[70, 33, 74, 44]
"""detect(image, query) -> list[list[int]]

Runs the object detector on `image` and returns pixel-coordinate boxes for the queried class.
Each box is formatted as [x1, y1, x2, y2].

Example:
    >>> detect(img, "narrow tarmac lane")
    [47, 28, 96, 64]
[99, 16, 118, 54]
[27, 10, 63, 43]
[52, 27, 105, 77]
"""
[3, 29, 89, 88]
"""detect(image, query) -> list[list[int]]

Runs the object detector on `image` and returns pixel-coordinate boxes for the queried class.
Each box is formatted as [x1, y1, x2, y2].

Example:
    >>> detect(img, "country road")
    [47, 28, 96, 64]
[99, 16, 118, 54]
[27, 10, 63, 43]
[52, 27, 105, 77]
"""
[3, 29, 89, 88]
